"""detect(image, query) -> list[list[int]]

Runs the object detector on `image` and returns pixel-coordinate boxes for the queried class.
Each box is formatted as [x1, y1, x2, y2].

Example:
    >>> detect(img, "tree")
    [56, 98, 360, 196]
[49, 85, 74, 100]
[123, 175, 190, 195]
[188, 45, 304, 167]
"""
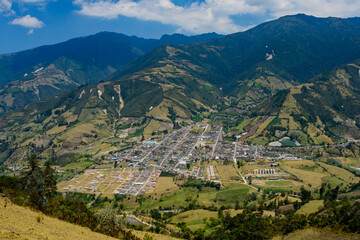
[300, 186, 311, 204]
[22, 155, 57, 208]
[21, 154, 45, 208]
[320, 183, 326, 199]
[235, 200, 240, 210]
[43, 160, 57, 199]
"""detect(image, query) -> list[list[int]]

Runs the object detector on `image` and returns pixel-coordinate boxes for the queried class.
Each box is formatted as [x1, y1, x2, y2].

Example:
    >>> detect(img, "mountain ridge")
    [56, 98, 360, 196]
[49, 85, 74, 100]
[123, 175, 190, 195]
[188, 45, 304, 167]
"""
[0, 31, 224, 113]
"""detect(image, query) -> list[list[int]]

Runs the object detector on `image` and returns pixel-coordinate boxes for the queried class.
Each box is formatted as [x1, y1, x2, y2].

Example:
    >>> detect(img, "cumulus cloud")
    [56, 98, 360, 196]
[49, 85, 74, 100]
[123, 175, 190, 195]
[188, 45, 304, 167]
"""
[0, 0, 12, 13]
[73, 0, 360, 34]
[9, 14, 44, 28]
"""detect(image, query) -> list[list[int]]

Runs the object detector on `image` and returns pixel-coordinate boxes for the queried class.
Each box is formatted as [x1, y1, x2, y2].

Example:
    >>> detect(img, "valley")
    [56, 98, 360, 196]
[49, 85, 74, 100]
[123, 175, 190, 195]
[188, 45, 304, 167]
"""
[1, 13, 360, 240]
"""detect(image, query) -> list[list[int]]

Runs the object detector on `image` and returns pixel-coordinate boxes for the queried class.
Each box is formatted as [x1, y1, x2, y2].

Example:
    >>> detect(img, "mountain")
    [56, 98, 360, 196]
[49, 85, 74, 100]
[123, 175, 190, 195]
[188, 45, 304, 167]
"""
[114, 14, 360, 107]
[0, 32, 224, 113]
[2, 14, 360, 164]
[252, 60, 360, 145]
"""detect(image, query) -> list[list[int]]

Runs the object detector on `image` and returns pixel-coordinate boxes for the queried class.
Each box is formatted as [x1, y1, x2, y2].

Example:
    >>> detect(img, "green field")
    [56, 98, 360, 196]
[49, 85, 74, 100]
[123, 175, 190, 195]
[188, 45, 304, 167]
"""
[61, 160, 94, 170]
[214, 183, 251, 205]
[170, 209, 217, 231]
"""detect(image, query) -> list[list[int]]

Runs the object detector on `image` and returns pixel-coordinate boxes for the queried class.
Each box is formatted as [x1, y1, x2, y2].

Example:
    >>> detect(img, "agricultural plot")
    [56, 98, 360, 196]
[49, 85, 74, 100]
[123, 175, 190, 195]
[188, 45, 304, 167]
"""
[215, 164, 241, 182]
[170, 209, 217, 231]
[259, 179, 304, 192]
[279, 160, 328, 189]
[148, 177, 179, 195]
[318, 162, 360, 184]
[58, 168, 161, 197]
[214, 183, 251, 205]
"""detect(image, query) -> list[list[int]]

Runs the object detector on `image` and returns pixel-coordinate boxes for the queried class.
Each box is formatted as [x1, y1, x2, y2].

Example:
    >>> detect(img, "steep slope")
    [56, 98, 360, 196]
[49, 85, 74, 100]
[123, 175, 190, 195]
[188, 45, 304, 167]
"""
[0, 196, 118, 240]
[254, 60, 360, 144]
[114, 14, 360, 107]
[0, 32, 224, 113]
[0, 59, 221, 165]
[2, 14, 360, 164]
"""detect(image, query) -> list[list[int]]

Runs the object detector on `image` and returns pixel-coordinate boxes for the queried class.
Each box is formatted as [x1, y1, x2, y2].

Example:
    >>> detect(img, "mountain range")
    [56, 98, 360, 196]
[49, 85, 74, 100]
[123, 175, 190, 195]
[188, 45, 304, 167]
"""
[0, 32, 223, 113]
[1, 14, 360, 165]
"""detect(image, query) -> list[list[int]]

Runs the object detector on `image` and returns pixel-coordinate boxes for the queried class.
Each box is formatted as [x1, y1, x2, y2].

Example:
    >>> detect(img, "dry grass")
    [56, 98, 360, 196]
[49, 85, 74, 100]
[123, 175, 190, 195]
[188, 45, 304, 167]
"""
[296, 200, 324, 215]
[235, 118, 253, 131]
[150, 177, 179, 195]
[279, 93, 301, 118]
[280, 160, 328, 189]
[307, 124, 333, 145]
[143, 119, 164, 139]
[272, 227, 360, 240]
[318, 162, 360, 184]
[146, 99, 188, 121]
[289, 116, 301, 130]
[0, 197, 117, 240]
[215, 164, 241, 182]
[131, 230, 180, 240]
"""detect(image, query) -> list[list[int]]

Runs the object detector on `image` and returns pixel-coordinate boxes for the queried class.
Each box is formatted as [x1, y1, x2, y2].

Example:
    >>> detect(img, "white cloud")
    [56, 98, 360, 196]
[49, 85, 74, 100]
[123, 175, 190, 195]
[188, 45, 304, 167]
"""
[73, 0, 360, 34]
[0, 0, 12, 13]
[9, 14, 44, 28]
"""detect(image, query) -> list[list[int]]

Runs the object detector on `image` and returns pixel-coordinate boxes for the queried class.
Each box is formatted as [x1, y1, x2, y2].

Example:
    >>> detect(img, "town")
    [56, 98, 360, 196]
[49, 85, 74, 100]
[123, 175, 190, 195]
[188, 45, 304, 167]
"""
[60, 124, 309, 196]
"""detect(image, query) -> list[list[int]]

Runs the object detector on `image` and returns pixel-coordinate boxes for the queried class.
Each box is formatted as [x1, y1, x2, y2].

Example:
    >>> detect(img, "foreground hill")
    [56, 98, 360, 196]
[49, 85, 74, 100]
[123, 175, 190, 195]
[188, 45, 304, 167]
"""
[0, 196, 117, 240]
[0, 32, 223, 113]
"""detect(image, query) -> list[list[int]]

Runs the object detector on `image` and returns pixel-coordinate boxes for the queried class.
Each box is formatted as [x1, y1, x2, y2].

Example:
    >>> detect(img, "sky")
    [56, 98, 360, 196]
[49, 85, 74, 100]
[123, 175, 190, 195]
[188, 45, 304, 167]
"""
[0, 0, 360, 54]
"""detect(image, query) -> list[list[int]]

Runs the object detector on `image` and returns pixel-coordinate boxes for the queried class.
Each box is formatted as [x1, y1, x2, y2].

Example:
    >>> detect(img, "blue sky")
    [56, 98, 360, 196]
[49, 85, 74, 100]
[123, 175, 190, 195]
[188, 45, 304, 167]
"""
[0, 0, 359, 54]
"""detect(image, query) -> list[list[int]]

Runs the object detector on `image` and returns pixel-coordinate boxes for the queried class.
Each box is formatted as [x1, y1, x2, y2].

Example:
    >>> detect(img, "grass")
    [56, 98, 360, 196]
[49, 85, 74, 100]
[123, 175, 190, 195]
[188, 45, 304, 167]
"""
[296, 200, 324, 215]
[255, 117, 274, 135]
[307, 123, 333, 145]
[126, 128, 143, 140]
[289, 116, 301, 130]
[61, 160, 94, 170]
[215, 165, 241, 182]
[335, 157, 360, 168]
[143, 119, 163, 139]
[131, 230, 180, 240]
[318, 162, 360, 184]
[150, 177, 179, 195]
[280, 160, 328, 189]
[272, 227, 360, 240]
[215, 183, 250, 205]
[140, 183, 251, 211]
[235, 118, 253, 131]
[269, 118, 281, 126]
[263, 180, 304, 192]
[279, 93, 301, 119]
[170, 209, 217, 230]
[0, 196, 117, 240]
[251, 137, 269, 146]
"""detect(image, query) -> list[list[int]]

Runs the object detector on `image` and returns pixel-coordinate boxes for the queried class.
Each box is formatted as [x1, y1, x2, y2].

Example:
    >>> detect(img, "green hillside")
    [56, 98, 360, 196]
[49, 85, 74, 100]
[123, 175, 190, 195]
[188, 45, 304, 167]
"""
[114, 14, 360, 107]
[253, 60, 360, 144]
[0, 32, 223, 114]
